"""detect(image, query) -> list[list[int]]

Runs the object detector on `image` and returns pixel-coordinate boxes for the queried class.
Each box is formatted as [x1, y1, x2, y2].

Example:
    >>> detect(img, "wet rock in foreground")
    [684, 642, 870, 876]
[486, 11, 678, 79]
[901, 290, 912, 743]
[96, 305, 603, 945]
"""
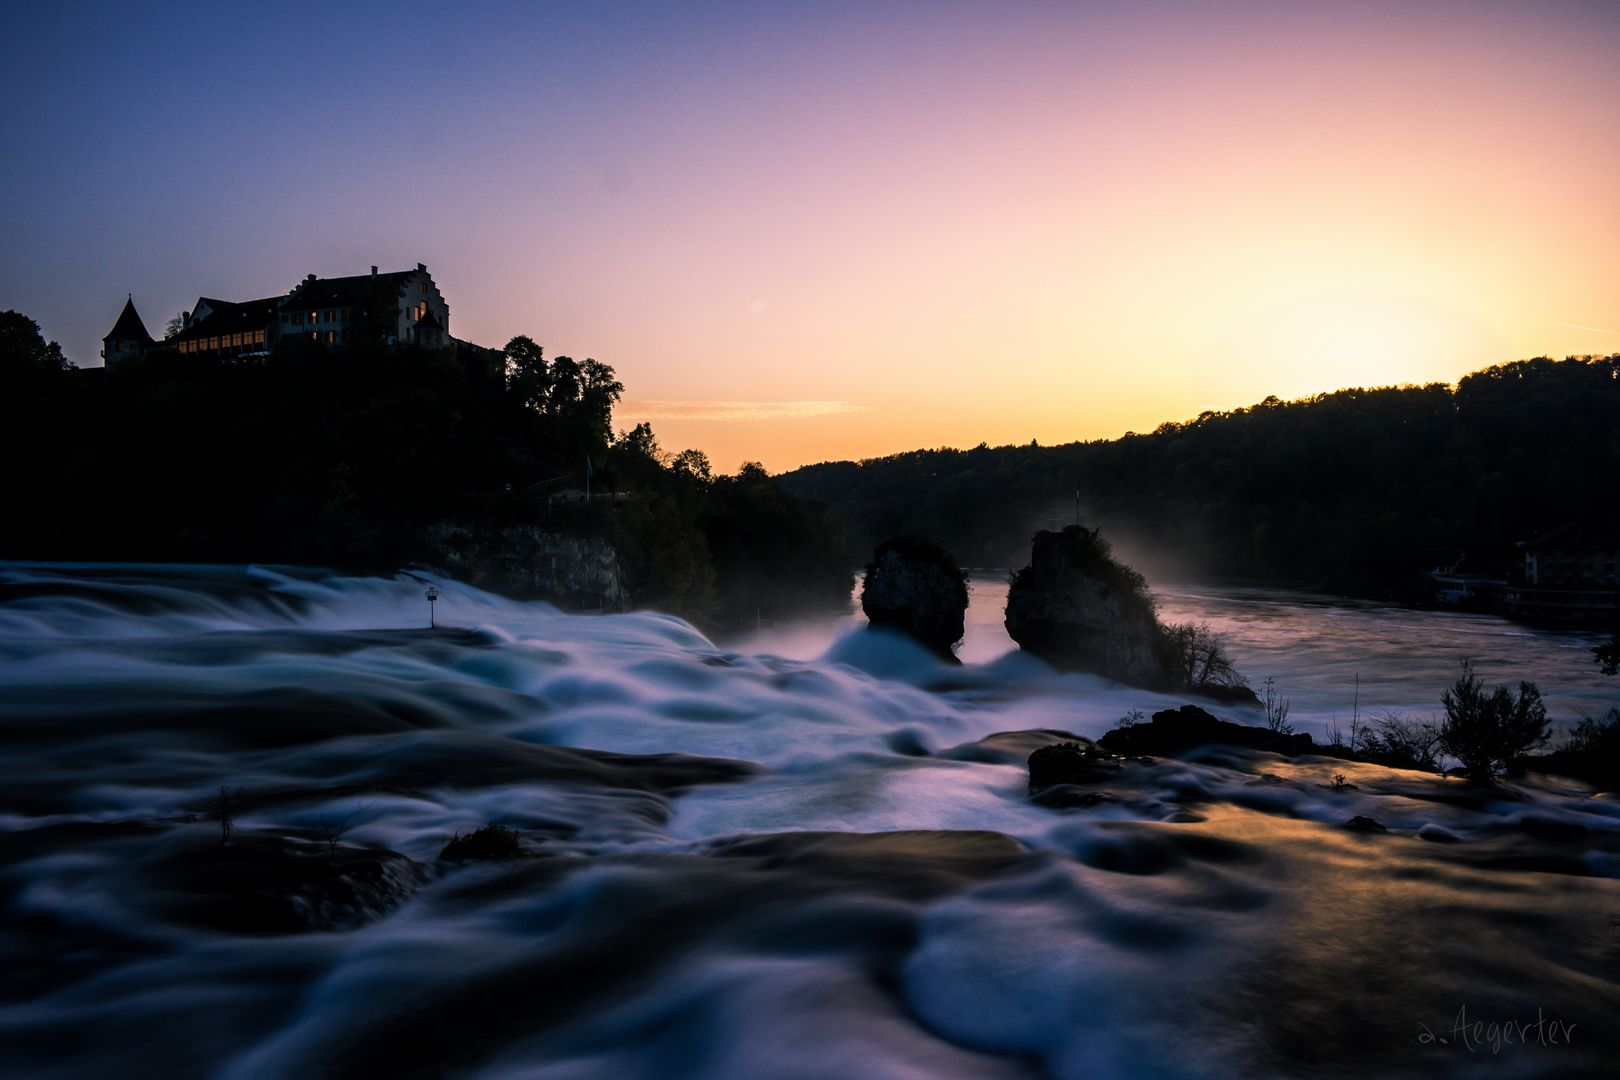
[148, 830, 425, 934]
[1027, 740, 1129, 790]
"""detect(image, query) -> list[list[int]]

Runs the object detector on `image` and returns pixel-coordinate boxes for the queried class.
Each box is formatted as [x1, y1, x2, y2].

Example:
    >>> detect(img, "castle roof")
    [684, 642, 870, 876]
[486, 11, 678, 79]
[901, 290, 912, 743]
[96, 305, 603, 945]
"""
[282, 270, 417, 311]
[103, 297, 154, 345]
[166, 296, 281, 344]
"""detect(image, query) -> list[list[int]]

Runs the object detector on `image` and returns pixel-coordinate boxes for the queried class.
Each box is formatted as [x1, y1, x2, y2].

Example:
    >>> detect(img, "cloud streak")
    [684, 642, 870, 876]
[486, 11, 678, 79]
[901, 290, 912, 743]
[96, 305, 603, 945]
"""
[616, 400, 873, 421]
[1546, 322, 1620, 335]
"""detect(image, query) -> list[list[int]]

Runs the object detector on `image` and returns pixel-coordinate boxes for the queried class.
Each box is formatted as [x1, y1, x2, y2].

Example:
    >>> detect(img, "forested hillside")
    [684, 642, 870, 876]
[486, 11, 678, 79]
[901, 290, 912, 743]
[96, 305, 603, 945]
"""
[779, 355, 1620, 596]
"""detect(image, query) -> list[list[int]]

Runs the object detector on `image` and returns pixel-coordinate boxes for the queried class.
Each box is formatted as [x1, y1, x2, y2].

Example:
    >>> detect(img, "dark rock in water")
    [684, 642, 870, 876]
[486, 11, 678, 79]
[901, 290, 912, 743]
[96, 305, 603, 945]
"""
[423, 521, 630, 611]
[1507, 749, 1619, 789]
[860, 536, 968, 661]
[441, 823, 525, 861]
[1003, 526, 1166, 685]
[938, 728, 1088, 766]
[149, 830, 424, 933]
[1344, 815, 1388, 833]
[883, 728, 934, 757]
[1097, 704, 1314, 758]
[1027, 740, 1125, 790]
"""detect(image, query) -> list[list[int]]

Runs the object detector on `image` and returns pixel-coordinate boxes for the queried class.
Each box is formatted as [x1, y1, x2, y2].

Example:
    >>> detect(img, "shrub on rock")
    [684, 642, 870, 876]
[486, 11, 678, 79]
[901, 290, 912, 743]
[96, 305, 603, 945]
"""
[1437, 661, 1548, 783]
[440, 823, 524, 861]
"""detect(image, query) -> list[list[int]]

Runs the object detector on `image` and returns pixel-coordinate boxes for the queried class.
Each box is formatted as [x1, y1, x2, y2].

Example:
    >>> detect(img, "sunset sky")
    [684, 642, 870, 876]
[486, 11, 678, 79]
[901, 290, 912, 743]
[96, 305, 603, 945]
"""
[4, 1, 1618, 472]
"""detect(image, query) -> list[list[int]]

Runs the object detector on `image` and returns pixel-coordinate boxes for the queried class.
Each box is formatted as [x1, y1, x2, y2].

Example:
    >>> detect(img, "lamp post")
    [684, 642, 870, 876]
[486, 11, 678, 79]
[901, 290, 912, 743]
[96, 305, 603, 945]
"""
[425, 586, 439, 628]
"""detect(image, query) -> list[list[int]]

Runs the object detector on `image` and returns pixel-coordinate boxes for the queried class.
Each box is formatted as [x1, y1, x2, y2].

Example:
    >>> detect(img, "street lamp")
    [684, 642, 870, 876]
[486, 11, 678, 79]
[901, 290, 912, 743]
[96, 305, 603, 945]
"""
[425, 586, 439, 628]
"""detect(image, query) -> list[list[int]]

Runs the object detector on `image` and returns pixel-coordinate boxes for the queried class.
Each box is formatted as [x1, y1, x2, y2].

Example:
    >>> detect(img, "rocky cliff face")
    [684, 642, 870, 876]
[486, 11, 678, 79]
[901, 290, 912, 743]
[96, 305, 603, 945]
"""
[861, 536, 969, 661]
[1004, 526, 1166, 686]
[423, 522, 630, 612]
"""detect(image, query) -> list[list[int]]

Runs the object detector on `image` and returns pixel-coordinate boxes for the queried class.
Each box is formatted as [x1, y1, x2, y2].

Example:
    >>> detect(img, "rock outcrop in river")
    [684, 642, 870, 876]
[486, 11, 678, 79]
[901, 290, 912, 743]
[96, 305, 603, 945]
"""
[860, 536, 969, 661]
[423, 522, 631, 611]
[1004, 525, 1167, 685]
[1096, 704, 1315, 757]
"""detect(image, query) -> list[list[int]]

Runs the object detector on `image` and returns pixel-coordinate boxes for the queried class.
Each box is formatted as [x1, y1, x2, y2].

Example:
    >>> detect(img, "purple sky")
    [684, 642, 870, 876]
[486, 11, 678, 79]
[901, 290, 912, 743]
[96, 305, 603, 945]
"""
[5, 1, 1619, 469]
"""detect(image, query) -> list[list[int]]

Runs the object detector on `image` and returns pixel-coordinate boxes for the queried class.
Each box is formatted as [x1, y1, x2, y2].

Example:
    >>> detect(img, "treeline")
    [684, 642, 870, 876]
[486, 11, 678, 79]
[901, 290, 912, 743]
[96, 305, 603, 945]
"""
[779, 355, 1620, 596]
[0, 311, 848, 629]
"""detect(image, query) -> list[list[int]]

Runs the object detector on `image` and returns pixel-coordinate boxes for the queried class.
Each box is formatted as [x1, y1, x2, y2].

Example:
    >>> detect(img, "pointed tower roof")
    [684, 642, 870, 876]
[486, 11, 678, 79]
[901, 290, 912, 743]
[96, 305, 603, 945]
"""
[104, 296, 155, 346]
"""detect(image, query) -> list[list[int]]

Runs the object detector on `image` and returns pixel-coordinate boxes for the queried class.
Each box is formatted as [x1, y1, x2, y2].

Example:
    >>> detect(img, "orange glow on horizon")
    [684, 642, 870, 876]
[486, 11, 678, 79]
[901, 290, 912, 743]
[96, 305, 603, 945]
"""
[551, 9, 1620, 472]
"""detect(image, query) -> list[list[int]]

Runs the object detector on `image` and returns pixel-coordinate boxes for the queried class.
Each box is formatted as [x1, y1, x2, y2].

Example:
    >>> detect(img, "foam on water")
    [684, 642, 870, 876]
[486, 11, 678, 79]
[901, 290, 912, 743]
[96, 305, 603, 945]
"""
[1, 563, 1616, 1079]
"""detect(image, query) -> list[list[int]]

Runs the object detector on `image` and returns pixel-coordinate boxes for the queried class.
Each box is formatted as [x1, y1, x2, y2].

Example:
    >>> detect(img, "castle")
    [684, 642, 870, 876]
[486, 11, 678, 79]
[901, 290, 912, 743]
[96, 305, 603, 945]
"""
[101, 263, 452, 363]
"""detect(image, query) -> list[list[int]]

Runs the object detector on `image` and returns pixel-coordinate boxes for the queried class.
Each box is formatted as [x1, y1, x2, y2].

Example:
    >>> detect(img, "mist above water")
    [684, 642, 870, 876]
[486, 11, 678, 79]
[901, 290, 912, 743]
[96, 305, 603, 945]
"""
[1, 563, 1616, 1079]
[739, 573, 1615, 741]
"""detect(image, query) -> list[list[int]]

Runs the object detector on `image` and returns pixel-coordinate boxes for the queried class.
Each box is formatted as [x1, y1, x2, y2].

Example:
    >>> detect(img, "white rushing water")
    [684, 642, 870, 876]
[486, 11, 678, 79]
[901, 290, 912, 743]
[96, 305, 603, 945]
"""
[0, 563, 1616, 1079]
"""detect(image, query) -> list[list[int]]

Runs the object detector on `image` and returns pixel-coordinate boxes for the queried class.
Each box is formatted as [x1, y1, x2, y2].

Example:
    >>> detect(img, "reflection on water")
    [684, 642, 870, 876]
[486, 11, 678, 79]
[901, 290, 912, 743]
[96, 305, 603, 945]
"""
[737, 575, 1617, 739]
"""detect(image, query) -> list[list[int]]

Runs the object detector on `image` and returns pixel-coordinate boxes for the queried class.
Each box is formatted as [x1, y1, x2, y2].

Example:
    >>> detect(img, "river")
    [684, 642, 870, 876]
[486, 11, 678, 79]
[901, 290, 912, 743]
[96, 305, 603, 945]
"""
[1, 562, 1616, 1079]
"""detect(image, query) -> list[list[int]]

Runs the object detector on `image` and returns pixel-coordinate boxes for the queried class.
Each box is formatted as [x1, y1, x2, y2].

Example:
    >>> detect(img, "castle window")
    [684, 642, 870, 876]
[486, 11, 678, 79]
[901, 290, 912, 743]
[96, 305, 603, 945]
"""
[421, 281, 428, 293]
[325, 310, 334, 323]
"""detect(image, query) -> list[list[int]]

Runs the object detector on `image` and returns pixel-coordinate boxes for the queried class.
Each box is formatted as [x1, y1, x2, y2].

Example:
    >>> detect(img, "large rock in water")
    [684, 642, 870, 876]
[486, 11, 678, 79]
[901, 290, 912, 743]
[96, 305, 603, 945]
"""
[861, 536, 968, 661]
[1003, 525, 1166, 685]
[1097, 704, 1315, 757]
[423, 522, 631, 611]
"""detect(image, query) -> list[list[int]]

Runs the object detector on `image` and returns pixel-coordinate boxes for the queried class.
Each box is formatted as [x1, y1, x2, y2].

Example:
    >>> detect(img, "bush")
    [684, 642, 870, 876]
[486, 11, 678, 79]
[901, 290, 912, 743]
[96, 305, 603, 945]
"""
[1157, 621, 1251, 699]
[1258, 676, 1292, 734]
[1436, 661, 1549, 782]
[1357, 709, 1442, 773]
[439, 823, 524, 861]
[1558, 707, 1620, 786]
[1594, 633, 1619, 677]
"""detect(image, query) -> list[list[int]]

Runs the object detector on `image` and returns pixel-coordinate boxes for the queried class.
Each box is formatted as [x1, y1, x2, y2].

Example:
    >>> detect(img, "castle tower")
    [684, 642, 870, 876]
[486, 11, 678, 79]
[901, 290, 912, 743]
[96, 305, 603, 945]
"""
[102, 296, 155, 364]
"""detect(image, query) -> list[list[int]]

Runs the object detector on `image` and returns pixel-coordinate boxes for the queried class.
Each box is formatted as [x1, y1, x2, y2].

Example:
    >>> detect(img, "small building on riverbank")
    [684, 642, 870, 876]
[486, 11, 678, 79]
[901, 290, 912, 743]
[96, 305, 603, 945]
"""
[1425, 557, 1512, 609]
[1501, 521, 1618, 622]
